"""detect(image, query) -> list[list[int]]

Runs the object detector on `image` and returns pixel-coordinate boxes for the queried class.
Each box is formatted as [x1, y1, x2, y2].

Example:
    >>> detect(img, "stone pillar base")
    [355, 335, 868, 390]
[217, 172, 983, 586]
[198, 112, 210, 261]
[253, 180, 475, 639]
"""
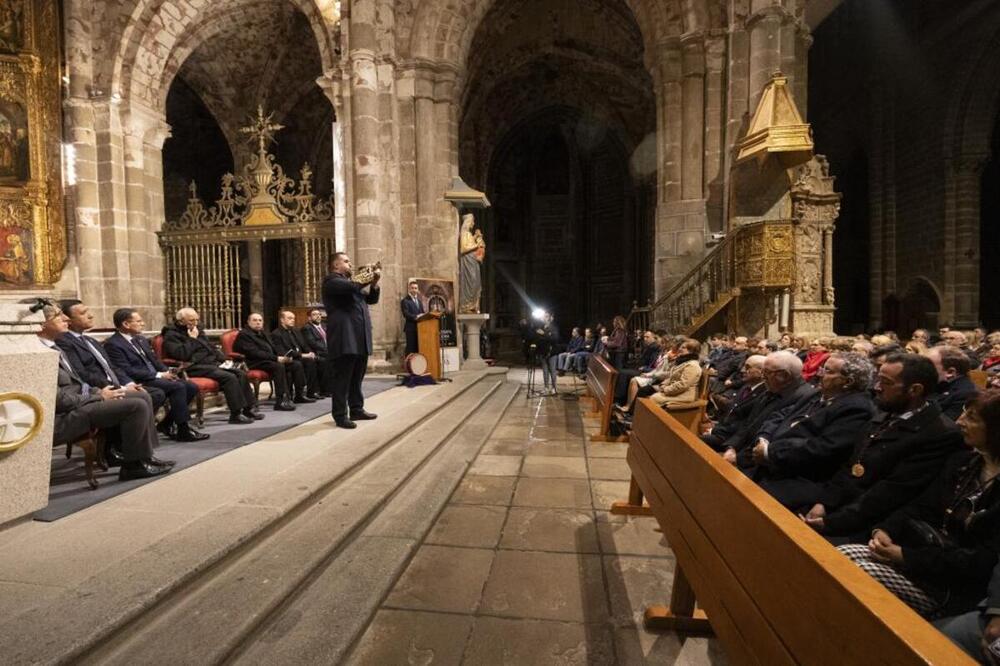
[458, 313, 490, 371]
[789, 306, 836, 338]
[0, 325, 59, 528]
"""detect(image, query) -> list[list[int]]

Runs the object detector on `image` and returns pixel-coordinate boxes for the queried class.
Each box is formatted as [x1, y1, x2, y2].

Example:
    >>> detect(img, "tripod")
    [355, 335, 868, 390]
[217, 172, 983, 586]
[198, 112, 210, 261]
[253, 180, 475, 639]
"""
[525, 344, 547, 398]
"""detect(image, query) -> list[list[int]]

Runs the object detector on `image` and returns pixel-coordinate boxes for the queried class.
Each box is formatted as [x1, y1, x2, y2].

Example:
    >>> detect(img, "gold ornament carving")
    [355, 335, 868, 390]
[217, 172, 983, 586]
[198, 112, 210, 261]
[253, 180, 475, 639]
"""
[0, 391, 44, 453]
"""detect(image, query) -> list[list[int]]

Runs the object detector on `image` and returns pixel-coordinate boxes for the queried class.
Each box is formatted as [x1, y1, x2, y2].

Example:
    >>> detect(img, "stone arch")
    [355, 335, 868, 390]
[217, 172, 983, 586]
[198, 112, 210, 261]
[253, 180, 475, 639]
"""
[944, 23, 1000, 162]
[107, 0, 337, 114]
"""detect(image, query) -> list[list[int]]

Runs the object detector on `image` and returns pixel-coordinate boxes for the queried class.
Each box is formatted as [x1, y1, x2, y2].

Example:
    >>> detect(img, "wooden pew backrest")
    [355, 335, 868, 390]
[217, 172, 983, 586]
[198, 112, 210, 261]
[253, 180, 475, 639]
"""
[628, 399, 974, 665]
[585, 353, 620, 441]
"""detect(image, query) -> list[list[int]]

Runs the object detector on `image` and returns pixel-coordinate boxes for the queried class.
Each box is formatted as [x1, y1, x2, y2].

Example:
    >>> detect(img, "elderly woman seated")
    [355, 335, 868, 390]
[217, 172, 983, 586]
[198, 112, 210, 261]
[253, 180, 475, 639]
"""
[837, 390, 1000, 619]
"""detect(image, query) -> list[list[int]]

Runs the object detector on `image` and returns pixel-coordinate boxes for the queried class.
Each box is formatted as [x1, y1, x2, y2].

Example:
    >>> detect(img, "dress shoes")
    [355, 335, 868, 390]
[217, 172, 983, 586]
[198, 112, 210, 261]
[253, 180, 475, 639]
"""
[156, 421, 177, 439]
[306, 392, 322, 400]
[119, 459, 172, 481]
[243, 408, 265, 420]
[334, 417, 357, 429]
[275, 400, 296, 411]
[104, 447, 125, 468]
[176, 424, 210, 442]
[229, 412, 254, 424]
[350, 410, 377, 421]
[293, 394, 317, 404]
[150, 456, 176, 467]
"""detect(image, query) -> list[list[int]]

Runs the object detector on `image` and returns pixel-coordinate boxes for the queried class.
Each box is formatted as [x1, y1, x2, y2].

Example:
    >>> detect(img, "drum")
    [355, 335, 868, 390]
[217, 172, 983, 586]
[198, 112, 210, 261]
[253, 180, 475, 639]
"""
[405, 352, 429, 376]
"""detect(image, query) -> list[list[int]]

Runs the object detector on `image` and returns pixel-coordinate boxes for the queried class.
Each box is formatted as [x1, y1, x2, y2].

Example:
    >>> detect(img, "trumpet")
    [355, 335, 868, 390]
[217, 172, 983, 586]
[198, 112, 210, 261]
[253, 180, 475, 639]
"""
[351, 260, 382, 286]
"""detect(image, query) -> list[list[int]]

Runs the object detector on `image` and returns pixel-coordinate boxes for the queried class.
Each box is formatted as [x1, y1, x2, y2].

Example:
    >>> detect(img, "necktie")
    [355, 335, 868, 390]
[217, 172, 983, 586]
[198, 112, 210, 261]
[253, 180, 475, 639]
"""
[317, 324, 326, 342]
[57, 348, 91, 393]
[83, 336, 119, 385]
[131, 338, 156, 374]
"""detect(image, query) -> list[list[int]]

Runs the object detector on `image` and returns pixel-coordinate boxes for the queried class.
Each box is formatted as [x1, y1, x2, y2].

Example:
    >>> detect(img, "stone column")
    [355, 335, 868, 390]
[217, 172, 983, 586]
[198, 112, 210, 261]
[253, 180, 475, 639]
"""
[747, 4, 783, 109]
[680, 33, 705, 202]
[946, 155, 988, 327]
[246, 240, 264, 315]
[317, 72, 350, 251]
[413, 65, 437, 275]
[704, 32, 727, 230]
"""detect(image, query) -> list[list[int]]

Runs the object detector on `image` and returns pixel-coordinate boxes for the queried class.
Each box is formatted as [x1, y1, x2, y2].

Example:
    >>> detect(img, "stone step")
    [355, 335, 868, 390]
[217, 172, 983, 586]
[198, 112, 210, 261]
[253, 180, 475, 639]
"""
[234, 381, 521, 664]
[76, 378, 507, 666]
[0, 371, 502, 665]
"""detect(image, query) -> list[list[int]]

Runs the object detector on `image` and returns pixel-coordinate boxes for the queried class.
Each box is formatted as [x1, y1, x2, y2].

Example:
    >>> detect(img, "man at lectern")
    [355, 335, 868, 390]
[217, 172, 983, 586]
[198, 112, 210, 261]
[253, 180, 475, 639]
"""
[400, 280, 424, 355]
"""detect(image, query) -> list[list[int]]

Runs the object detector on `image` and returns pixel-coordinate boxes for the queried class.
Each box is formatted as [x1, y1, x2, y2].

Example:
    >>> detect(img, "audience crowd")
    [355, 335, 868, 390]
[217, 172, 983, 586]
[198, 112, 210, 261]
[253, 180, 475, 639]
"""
[535, 317, 1000, 662]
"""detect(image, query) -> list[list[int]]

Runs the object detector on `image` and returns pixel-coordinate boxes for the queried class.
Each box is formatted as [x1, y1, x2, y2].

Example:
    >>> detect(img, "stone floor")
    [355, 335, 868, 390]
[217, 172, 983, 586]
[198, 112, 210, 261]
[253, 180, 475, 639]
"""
[347, 371, 727, 665]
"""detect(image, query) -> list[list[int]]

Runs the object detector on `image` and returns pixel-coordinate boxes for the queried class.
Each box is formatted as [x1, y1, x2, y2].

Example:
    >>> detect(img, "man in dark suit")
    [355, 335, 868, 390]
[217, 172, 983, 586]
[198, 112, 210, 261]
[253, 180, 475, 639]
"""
[38, 306, 172, 480]
[56, 299, 159, 465]
[301, 308, 331, 394]
[929, 345, 979, 421]
[105, 308, 208, 442]
[162, 308, 261, 424]
[748, 352, 876, 482]
[234, 313, 308, 410]
[702, 353, 767, 448]
[272, 309, 325, 399]
[400, 280, 424, 356]
[717, 351, 817, 468]
[323, 251, 380, 429]
[798, 353, 965, 540]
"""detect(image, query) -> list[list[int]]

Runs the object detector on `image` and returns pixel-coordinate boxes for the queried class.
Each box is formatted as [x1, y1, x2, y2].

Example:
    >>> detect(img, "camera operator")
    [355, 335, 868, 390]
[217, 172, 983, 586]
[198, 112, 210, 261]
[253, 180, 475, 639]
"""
[533, 312, 560, 395]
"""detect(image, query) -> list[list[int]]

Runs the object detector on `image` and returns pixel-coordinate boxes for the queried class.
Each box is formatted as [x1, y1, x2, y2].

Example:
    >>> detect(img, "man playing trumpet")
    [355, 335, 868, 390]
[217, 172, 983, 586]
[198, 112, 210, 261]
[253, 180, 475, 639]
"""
[323, 252, 381, 428]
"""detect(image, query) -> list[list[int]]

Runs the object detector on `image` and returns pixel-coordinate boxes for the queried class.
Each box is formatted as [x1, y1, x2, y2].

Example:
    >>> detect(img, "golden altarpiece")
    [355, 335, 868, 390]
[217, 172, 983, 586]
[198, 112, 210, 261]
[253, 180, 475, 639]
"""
[0, 0, 64, 289]
[159, 108, 335, 329]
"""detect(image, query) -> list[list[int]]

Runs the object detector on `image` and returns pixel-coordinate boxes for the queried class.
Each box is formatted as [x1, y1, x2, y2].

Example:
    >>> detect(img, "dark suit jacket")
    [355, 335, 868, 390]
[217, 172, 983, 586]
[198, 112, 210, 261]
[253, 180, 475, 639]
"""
[161, 323, 225, 371]
[753, 390, 876, 481]
[820, 402, 965, 537]
[105, 332, 167, 384]
[301, 323, 328, 358]
[271, 326, 310, 360]
[638, 344, 661, 371]
[400, 295, 424, 333]
[723, 380, 817, 465]
[932, 375, 979, 421]
[322, 273, 380, 359]
[702, 382, 767, 449]
[233, 328, 280, 368]
[56, 332, 129, 388]
[53, 364, 103, 444]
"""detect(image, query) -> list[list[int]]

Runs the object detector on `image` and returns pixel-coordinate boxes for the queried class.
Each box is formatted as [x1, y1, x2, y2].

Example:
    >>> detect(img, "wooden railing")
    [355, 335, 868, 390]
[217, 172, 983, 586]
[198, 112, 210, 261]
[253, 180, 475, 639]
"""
[649, 230, 739, 335]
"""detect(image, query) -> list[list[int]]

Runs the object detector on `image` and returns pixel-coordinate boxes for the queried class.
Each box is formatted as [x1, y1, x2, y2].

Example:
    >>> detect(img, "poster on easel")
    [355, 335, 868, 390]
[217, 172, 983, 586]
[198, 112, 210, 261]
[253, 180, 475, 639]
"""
[411, 277, 457, 347]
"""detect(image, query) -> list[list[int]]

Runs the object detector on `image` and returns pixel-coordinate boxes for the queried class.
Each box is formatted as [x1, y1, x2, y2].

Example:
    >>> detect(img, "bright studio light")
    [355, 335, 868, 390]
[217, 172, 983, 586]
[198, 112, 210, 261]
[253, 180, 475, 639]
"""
[532, 308, 547, 321]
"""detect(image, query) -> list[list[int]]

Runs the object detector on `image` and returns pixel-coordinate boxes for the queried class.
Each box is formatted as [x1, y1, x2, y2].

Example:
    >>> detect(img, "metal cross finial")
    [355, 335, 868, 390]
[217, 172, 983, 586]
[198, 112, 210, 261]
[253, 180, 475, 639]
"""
[239, 105, 284, 154]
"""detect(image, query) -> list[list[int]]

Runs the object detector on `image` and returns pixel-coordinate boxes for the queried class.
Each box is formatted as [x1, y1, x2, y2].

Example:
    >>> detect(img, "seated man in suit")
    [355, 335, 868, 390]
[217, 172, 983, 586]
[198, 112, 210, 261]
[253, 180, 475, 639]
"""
[272, 309, 325, 399]
[56, 299, 158, 465]
[716, 351, 817, 468]
[105, 308, 208, 442]
[400, 280, 424, 356]
[701, 353, 767, 449]
[929, 345, 979, 421]
[162, 308, 262, 424]
[748, 352, 876, 484]
[38, 306, 172, 480]
[234, 313, 308, 410]
[301, 308, 332, 394]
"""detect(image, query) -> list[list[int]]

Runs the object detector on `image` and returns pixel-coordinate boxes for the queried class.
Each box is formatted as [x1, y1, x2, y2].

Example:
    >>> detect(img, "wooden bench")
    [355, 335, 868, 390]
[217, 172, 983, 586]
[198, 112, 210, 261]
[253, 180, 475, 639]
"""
[582, 353, 626, 443]
[626, 399, 974, 664]
[610, 369, 710, 516]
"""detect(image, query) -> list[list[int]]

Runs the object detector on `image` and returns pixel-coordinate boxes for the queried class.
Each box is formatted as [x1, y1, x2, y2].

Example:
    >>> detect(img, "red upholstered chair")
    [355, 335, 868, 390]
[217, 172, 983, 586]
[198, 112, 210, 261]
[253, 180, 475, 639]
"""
[152, 334, 218, 425]
[220, 329, 272, 400]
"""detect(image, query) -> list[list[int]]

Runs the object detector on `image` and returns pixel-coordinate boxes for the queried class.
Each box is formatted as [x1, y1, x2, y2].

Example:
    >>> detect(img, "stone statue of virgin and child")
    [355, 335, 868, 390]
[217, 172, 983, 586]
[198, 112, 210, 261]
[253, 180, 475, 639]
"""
[458, 213, 486, 314]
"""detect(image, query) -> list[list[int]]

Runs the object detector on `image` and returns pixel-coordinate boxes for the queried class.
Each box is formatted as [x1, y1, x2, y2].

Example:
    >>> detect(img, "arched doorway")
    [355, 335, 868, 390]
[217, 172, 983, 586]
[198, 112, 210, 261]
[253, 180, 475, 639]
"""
[458, 0, 655, 355]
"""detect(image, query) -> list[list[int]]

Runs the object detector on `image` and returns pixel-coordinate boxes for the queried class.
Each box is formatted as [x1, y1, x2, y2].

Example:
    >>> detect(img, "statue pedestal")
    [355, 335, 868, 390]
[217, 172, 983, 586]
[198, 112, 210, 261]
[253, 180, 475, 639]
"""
[457, 314, 490, 371]
[0, 327, 58, 528]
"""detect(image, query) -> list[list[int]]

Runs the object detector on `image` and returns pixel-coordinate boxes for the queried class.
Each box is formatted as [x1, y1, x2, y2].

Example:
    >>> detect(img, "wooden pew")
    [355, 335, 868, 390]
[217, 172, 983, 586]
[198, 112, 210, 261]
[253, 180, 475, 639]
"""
[610, 369, 710, 516]
[583, 353, 626, 443]
[626, 399, 974, 665]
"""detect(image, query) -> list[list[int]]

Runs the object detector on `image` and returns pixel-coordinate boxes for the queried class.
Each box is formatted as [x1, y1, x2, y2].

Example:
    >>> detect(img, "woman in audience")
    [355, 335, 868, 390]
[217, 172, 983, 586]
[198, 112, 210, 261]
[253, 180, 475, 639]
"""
[603, 316, 628, 369]
[648, 338, 704, 409]
[981, 340, 1000, 373]
[801, 337, 831, 383]
[838, 390, 1000, 618]
[792, 336, 809, 361]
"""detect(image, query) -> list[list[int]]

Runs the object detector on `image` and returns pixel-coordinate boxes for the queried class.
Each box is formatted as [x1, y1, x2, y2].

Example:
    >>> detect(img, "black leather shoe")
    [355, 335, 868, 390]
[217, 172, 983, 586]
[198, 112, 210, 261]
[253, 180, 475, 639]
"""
[293, 394, 317, 404]
[229, 412, 254, 424]
[104, 447, 125, 468]
[350, 410, 377, 421]
[156, 422, 177, 439]
[119, 460, 172, 480]
[150, 456, 176, 467]
[176, 425, 210, 442]
[243, 408, 265, 420]
[275, 400, 296, 411]
[334, 417, 357, 429]
[306, 392, 321, 400]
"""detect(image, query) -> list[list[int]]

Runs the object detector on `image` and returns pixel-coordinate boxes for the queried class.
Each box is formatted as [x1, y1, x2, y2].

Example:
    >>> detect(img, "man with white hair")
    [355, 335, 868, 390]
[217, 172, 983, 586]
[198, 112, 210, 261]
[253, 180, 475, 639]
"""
[162, 307, 261, 424]
[702, 353, 767, 449]
[716, 351, 816, 467]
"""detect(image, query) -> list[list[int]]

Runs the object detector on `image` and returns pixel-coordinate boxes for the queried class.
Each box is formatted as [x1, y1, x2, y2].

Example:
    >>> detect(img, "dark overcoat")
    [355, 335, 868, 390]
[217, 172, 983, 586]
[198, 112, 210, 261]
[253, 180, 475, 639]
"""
[322, 272, 380, 359]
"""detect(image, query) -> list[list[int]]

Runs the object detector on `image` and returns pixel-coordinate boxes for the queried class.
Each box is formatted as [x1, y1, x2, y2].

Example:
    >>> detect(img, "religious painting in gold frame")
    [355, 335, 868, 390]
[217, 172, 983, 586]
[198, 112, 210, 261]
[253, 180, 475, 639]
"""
[0, 0, 65, 288]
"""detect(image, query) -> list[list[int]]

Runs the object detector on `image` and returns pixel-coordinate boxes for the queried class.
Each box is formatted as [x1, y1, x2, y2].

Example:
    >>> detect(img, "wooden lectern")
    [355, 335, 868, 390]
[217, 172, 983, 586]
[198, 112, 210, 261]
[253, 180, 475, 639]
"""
[416, 312, 443, 380]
